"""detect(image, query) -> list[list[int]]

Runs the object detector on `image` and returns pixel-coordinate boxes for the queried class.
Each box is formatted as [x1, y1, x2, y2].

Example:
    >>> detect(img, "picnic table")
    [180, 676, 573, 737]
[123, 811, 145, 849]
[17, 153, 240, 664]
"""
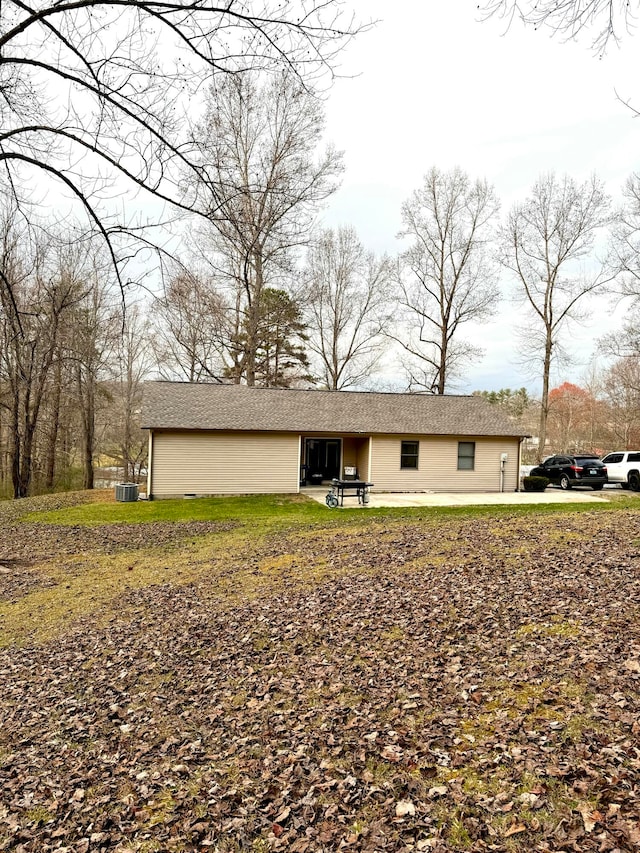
[325, 479, 374, 508]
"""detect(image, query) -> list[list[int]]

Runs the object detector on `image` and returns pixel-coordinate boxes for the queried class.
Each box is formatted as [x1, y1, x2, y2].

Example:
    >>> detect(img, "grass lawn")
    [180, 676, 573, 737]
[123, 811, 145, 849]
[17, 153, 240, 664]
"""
[0, 491, 639, 852]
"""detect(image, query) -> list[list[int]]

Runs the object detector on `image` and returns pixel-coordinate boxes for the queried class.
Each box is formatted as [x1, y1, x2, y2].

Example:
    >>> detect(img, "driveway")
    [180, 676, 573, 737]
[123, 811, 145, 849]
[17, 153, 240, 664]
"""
[304, 488, 609, 508]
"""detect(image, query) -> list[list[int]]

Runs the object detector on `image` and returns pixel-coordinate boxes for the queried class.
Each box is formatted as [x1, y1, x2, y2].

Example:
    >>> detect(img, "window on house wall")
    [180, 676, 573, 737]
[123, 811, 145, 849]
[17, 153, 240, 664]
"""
[401, 440, 419, 469]
[458, 441, 475, 470]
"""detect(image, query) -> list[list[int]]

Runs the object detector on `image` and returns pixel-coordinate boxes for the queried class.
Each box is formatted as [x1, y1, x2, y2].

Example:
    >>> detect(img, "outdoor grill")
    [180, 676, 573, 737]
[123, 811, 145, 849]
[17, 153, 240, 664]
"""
[325, 478, 373, 508]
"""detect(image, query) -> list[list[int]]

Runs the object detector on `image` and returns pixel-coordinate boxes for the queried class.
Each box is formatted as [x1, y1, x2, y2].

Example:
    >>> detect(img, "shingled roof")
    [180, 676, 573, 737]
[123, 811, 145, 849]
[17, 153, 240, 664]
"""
[142, 382, 527, 438]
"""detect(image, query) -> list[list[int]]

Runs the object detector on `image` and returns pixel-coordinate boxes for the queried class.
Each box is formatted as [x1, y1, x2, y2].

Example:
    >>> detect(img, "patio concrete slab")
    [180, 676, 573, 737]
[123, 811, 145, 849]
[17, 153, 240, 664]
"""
[303, 488, 609, 508]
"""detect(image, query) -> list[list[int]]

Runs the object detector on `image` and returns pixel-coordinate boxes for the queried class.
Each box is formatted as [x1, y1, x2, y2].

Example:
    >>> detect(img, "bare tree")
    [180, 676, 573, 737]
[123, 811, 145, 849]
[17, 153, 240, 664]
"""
[0, 1, 359, 303]
[600, 325, 640, 359]
[105, 303, 154, 482]
[601, 356, 640, 447]
[500, 172, 611, 459]
[35, 243, 119, 491]
[0, 217, 82, 497]
[191, 69, 343, 385]
[303, 226, 390, 389]
[610, 173, 640, 325]
[40, 336, 68, 492]
[151, 271, 228, 382]
[69, 268, 120, 489]
[390, 167, 500, 394]
[479, 1, 635, 54]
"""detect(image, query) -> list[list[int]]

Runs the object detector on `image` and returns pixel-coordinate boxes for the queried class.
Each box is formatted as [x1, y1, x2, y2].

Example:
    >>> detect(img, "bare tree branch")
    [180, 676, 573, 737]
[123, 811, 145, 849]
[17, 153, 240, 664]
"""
[302, 225, 390, 390]
[0, 0, 361, 309]
[188, 69, 343, 385]
[392, 166, 500, 394]
[500, 172, 612, 459]
[479, 0, 637, 54]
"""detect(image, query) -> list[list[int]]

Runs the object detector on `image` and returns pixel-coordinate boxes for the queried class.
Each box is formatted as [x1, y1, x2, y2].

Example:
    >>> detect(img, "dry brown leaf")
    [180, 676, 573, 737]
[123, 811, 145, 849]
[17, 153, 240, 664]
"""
[380, 744, 402, 762]
[2, 504, 640, 853]
[503, 822, 527, 837]
[395, 799, 416, 817]
[578, 804, 598, 833]
[428, 786, 448, 798]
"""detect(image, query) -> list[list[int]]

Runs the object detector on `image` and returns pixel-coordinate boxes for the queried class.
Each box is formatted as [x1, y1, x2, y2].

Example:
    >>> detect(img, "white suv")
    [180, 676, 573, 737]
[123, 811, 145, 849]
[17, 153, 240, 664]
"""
[601, 452, 640, 491]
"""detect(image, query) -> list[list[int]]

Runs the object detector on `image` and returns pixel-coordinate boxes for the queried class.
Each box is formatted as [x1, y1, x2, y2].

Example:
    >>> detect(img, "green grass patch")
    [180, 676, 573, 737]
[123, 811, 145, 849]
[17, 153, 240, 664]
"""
[22, 490, 640, 530]
[24, 493, 334, 527]
[516, 618, 581, 638]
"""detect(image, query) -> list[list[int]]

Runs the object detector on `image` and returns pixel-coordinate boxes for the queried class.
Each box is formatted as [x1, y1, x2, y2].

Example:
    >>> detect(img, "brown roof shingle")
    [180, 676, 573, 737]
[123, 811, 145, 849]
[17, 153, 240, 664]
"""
[142, 382, 527, 438]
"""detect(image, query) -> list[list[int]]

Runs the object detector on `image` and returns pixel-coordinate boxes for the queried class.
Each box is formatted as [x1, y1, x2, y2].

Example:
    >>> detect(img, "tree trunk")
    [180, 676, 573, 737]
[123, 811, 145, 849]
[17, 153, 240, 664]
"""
[244, 251, 265, 387]
[44, 356, 63, 491]
[0, 409, 8, 493]
[436, 325, 447, 394]
[83, 442, 94, 489]
[538, 335, 553, 461]
[10, 398, 22, 499]
[245, 299, 258, 386]
[16, 419, 37, 499]
[82, 400, 95, 490]
[77, 366, 96, 490]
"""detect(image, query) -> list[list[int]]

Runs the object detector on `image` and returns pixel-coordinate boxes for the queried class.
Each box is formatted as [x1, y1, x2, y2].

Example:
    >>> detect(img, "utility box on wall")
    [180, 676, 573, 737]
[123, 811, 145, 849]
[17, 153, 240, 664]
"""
[115, 482, 139, 502]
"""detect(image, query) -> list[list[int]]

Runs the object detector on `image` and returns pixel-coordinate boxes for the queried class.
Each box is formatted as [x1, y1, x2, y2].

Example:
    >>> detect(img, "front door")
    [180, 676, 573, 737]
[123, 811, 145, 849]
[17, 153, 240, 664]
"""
[325, 440, 341, 480]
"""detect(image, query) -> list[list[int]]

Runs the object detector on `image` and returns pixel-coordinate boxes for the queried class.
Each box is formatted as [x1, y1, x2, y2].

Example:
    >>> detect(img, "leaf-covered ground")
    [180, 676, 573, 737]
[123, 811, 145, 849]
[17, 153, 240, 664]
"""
[0, 494, 639, 852]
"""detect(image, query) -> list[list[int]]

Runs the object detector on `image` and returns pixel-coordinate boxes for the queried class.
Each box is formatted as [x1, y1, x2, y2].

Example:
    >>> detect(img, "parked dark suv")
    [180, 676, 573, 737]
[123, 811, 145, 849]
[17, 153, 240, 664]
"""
[530, 454, 608, 490]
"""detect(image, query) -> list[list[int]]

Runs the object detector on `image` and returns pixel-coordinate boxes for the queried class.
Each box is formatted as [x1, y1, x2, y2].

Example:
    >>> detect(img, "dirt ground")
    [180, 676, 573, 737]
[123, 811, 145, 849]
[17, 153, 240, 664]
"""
[0, 494, 639, 852]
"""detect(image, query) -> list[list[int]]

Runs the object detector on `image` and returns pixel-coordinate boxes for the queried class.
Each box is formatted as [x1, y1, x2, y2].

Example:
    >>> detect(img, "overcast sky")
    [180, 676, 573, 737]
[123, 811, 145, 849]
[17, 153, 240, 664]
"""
[318, 0, 639, 394]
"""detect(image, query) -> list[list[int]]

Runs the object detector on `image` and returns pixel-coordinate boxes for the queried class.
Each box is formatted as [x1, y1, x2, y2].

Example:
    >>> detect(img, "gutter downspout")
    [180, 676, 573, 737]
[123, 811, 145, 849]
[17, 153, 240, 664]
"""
[147, 430, 153, 499]
[516, 436, 526, 492]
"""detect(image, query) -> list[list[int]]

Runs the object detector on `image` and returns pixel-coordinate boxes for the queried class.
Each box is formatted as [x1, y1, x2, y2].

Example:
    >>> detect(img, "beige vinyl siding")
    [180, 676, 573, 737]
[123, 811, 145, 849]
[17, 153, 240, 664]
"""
[356, 439, 370, 481]
[341, 436, 370, 480]
[342, 437, 358, 474]
[150, 430, 300, 497]
[370, 435, 521, 492]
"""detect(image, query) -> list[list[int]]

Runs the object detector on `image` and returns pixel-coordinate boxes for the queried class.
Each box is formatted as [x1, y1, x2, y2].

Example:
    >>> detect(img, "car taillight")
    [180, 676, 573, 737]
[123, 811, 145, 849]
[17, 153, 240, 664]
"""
[570, 465, 583, 473]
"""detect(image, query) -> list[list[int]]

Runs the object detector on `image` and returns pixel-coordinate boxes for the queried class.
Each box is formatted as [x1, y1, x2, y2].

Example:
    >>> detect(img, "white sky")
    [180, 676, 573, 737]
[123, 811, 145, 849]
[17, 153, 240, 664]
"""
[318, 0, 639, 394]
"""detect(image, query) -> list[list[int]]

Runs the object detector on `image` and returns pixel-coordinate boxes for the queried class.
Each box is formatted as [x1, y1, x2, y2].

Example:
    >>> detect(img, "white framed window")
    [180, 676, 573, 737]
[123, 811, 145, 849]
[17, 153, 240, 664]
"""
[401, 440, 419, 469]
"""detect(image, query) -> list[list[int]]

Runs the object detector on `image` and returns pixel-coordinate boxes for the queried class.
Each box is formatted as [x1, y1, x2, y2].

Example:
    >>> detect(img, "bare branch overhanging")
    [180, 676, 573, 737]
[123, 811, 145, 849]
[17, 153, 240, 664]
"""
[479, 1, 637, 55]
[0, 0, 362, 304]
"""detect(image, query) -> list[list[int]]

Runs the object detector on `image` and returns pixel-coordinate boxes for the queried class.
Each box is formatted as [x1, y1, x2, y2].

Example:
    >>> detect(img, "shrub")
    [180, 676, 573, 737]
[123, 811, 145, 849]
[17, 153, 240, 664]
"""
[523, 475, 549, 492]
